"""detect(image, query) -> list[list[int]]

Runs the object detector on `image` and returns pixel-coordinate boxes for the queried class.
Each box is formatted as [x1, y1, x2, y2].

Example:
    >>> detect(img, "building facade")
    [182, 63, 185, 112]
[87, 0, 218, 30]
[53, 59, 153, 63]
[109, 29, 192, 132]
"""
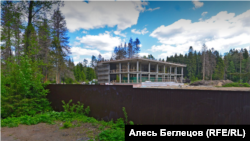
[97, 57, 187, 84]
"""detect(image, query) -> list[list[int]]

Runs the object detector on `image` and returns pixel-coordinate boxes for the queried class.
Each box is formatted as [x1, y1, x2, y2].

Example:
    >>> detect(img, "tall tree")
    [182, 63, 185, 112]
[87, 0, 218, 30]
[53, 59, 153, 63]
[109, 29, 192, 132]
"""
[38, 17, 51, 82]
[98, 54, 102, 62]
[209, 48, 216, 80]
[91, 55, 97, 67]
[127, 38, 134, 58]
[201, 44, 207, 80]
[22, 0, 61, 55]
[134, 38, 140, 57]
[213, 57, 225, 80]
[51, 8, 70, 84]
[83, 59, 88, 67]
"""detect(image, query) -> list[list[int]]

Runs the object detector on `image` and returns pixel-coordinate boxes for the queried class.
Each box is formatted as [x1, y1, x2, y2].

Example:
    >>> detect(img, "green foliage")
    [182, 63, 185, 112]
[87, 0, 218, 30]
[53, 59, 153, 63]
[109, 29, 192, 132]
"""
[51, 80, 56, 84]
[98, 117, 126, 141]
[116, 75, 119, 81]
[122, 107, 128, 124]
[129, 121, 134, 125]
[1, 56, 52, 118]
[62, 100, 72, 113]
[76, 101, 84, 114]
[85, 106, 91, 116]
[62, 100, 90, 116]
[98, 128, 125, 141]
[213, 57, 225, 80]
[222, 83, 250, 87]
[60, 121, 72, 129]
[65, 77, 74, 84]
[1, 106, 134, 141]
[74, 62, 96, 82]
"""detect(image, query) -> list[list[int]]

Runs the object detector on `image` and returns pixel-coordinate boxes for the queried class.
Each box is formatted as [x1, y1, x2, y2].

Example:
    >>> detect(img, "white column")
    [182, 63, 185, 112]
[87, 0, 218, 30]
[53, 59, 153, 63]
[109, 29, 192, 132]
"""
[163, 65, 165, 82]
[108, 64, 110, 83]
[140, 63, 142, 83]
[175, 67, 177, 82]
[148, 62, 150, 80]
[170, 66, 172, 82]
[156, 64, 158, 82]
[128, 62, 129, 83]
[137, 61, 139, 83]
[137, 61, 139, 72]
[181, 67, 183, 83]
[140, 73, 142, 83]
[119, 63, 121, 83]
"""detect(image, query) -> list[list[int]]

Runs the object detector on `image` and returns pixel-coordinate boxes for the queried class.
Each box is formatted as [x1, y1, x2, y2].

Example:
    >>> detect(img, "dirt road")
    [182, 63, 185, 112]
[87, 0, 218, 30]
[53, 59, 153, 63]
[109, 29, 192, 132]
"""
[1, 121, 102, 141]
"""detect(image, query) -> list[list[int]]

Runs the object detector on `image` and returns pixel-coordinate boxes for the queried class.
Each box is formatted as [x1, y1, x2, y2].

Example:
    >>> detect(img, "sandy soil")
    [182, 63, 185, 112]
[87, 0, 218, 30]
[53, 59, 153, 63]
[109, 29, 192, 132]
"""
[1, 121, 103, 141]
[138, 85, 250, 91]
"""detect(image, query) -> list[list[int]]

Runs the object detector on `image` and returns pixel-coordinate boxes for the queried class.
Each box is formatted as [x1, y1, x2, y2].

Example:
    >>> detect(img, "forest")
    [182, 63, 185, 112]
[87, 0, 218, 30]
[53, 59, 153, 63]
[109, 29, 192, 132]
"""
[111, 42, 250, 83]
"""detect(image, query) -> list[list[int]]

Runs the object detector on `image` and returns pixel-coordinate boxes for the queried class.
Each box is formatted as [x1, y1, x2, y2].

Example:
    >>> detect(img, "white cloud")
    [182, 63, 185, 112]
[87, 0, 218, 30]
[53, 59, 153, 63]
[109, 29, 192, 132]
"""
[150, 10, 250, 56]
[202, 11, 208, 16]
[82, 31, 88, 34]
[114, 30, 126, 37]
[76, 31, 122, 51]
[192, 0, 204, 10]
[131, 28, 149, 35]
[61, 1, 148, 32]
[71, 47, 112, 65]
[73, 42, 81, 46]
[146, 7, 160, 12]
[139, 52, 149, 57]
[71, 47, 100, 56]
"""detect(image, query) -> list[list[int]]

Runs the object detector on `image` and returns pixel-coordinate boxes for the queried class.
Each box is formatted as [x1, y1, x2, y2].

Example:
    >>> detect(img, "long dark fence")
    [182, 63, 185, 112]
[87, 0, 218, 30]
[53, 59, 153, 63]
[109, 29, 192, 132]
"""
[46, 84, 250, 124]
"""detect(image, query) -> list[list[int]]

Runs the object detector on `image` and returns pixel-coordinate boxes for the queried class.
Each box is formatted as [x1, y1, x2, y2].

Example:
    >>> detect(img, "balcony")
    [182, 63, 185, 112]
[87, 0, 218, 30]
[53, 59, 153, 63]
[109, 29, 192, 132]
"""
[98, 72, 109, 75]
[98, 76, 109, 80]
[98, 67, 109, 71]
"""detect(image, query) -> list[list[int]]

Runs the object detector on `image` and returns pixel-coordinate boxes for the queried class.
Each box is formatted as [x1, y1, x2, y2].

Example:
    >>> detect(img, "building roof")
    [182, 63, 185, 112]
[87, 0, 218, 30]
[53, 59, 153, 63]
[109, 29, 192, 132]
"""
[98, 57, 187, 67]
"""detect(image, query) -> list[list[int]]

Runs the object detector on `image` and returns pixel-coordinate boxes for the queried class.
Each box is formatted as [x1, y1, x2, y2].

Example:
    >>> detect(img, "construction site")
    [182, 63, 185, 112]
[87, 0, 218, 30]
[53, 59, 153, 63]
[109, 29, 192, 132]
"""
[97, 57, 186, 85]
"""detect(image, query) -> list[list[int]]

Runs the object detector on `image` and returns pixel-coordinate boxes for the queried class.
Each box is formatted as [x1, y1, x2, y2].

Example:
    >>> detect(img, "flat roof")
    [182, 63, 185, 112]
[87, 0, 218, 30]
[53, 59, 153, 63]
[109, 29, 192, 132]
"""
[99, 57, 187, 67]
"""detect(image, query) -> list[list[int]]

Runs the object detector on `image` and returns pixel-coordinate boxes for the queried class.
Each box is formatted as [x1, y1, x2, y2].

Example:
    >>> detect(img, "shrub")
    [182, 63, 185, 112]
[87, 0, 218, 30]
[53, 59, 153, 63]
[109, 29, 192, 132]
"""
[1, 56, 52, 118]
[62, 100, 90, 116]
[85, 106, 91, 116]
[60, 121, 72, 129]
[222, 82, 250, 87]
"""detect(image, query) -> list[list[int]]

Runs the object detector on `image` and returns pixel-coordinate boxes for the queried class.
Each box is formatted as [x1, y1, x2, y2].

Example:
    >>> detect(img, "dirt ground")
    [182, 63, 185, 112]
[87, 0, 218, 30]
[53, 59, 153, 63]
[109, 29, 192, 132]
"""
[145, 85, 250, 91]
[137, 80, 250, 91]
[1, 121, 103, 141]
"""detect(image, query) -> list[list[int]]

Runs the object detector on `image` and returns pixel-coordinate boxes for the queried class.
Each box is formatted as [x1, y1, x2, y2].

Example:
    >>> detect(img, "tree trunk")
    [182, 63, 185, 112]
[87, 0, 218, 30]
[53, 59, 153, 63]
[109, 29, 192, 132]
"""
[203, 53, 205, 80]
[25, 1, 33, 54]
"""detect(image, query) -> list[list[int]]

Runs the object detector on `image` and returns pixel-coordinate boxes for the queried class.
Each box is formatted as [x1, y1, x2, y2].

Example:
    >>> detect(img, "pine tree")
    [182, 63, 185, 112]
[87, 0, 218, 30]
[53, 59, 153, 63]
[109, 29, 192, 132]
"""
[51, 8, 70, 84]
[213, 57, 225, 80]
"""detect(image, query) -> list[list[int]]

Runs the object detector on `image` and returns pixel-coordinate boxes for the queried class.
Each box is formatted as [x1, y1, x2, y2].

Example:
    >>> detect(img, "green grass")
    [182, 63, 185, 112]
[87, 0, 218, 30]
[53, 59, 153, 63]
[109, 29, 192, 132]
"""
[190, 79, 202, 84]
[222, 82, 250, 87]
[1, 105, 133, 141]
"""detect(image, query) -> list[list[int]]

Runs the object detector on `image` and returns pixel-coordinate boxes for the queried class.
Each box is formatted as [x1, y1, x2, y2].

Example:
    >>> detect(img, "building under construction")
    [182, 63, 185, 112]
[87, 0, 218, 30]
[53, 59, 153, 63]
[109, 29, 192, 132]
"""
[97, 57, 187, 84]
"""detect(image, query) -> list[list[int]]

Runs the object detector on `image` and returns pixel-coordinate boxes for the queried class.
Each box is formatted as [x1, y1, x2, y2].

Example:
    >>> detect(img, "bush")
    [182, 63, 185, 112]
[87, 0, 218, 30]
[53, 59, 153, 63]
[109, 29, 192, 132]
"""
[65, 77, 74, 84]
[51, 80, 56, 84]
[222, 82, 250, 87]
[60, 121, 72, 129]
[62, 99, 90, 116]
[1, 56, 52, 118]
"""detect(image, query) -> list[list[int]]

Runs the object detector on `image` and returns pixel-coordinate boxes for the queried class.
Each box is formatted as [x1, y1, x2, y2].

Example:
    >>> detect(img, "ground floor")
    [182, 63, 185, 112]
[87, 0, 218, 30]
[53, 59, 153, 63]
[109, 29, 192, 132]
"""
[109, 73, 183, 83]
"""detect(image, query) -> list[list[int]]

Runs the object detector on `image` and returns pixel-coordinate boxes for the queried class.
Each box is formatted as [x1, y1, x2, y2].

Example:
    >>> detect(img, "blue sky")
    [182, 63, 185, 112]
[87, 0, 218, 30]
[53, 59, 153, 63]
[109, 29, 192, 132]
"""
[60, 1, 250, 65]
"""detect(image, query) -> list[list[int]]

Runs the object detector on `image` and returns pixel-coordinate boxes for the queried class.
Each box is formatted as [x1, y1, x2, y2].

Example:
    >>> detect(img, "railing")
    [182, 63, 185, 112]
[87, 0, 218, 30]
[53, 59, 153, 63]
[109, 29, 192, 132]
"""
[97, 56, 187, 66]
[98, 67, 109, 71]
[109, 69, 183, 75]
[110, 69, 138, 73]
[98, 76, 109, 79]
[98, 72, 109, 75]
[109, 77, 183, 83]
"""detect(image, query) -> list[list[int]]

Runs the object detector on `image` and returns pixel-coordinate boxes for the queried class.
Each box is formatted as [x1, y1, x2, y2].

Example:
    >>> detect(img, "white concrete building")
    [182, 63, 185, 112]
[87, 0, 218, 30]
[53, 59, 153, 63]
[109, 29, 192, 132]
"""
[97, 57, 187, 84]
